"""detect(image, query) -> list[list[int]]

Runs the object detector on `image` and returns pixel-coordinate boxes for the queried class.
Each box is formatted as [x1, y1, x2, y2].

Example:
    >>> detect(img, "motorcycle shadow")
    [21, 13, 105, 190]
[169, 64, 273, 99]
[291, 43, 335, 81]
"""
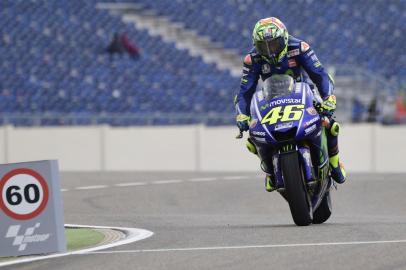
[227, 223, 338, 229]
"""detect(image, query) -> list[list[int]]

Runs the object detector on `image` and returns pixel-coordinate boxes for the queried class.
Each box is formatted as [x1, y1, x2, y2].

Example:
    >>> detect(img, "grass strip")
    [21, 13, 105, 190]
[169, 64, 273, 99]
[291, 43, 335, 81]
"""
[0, 228, 105, 261]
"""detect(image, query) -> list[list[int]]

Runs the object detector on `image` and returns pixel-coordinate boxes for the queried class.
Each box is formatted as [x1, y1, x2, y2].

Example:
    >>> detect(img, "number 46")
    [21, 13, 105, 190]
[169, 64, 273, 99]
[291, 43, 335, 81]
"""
[261, 104, 304, 125]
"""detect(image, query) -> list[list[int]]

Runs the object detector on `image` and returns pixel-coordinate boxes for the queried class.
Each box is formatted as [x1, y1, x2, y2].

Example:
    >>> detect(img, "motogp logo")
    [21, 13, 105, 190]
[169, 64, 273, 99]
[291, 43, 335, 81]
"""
[5, 223, 50, 252]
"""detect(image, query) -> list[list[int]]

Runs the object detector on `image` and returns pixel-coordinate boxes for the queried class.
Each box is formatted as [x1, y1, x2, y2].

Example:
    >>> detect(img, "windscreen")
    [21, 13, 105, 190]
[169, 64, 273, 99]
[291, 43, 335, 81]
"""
[262, 75, 294, 100]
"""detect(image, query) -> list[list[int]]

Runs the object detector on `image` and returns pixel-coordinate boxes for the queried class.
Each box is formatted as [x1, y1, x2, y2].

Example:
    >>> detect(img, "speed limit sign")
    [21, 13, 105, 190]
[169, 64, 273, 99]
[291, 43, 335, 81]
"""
[0, 168, 49, 220]
[0, 160, 66, 257]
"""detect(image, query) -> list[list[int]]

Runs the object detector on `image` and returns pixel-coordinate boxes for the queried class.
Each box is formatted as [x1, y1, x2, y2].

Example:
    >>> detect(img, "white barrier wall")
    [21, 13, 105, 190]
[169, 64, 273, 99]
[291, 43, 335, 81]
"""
[0, 124, 405, 172]
[104, 126, 197, 171]
[199, 126, 258, 171]
[3, 126, 102, 171]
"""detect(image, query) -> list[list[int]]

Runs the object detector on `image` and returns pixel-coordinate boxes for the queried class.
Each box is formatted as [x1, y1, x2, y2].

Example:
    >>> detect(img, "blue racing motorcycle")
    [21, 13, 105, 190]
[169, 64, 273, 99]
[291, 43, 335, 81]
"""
[241, 75, 333, 226]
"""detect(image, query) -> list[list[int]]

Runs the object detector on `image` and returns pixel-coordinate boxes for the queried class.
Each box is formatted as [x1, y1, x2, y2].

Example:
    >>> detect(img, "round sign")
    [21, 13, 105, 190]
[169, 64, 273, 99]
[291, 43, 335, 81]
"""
[0, 168, 49, 220]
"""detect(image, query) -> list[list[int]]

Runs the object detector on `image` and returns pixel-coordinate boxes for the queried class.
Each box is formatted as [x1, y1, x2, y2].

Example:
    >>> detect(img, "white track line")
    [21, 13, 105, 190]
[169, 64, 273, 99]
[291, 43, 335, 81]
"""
[221, 176, 249, 180]
[75, 185, 109, 190]
[0, 224, 153, 268]
[115, 182, 148, 187]
[188, 177, 218, 182]
[85, 239, 406, 254]
[151, 180, 183, 185]
[62, 175, 256, 192]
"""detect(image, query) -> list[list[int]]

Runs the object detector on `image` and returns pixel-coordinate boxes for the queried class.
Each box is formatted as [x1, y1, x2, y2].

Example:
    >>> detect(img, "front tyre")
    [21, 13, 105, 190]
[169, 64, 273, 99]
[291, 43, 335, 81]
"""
[312, 191, 332, 224]
[281, 151, 312, 226]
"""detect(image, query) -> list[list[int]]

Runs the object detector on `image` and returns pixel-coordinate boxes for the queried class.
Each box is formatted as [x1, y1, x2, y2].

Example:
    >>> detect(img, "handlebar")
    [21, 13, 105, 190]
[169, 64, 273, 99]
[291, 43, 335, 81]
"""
[235, 130, 244, 139]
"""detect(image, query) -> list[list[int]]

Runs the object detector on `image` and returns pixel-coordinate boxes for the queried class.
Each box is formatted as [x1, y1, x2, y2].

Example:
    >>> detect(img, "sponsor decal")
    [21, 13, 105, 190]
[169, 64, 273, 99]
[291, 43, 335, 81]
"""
[252, 131, 266, 136]
[310, 54, 319, 62]
[301, 41, 310, 52]
[304, 116, 320, 127]
[287, 49, 300, 57]
[306, 107, 318, 115]
[275, 121, 293, 131]
[262, 64, 271, 74]
[314, 61, 322, 67]
[306, 50, 314, 57]
[249, 119, 258, 128]
[288, 59, 297, 67]
[304, 124, 317, 135]
[260, 103, 269, 111]
[5, 223, 51, 252]
[294, 84, 302, 93]
[252, 136, 266, 143]
[269, 98, 301, 107]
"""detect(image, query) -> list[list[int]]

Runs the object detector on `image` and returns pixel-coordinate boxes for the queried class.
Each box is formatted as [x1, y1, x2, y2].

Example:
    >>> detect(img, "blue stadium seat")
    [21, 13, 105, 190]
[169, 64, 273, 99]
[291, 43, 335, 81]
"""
[0, 0, 402, 126]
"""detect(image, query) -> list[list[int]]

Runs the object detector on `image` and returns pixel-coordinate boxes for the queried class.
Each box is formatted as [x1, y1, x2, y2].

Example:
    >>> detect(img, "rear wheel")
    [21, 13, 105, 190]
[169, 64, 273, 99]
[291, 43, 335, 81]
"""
[312, 191, 332, 224]
[280, 151, 312, 226]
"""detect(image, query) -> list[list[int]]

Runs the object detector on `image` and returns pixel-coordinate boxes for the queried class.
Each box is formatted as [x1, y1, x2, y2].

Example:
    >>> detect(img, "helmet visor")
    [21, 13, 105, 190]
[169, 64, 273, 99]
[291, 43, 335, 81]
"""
[255, 36, 285, 57]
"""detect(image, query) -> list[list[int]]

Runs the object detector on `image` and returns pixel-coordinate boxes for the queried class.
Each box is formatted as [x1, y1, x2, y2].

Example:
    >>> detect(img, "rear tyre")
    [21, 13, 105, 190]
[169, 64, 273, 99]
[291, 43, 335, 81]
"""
[280, 151, 312, 226]
[312, 191, 332, 224]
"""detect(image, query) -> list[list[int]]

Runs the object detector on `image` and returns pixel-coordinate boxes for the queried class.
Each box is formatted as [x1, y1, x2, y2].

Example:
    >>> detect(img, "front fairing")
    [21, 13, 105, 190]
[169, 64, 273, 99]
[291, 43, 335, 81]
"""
[249, 82, 320, 145]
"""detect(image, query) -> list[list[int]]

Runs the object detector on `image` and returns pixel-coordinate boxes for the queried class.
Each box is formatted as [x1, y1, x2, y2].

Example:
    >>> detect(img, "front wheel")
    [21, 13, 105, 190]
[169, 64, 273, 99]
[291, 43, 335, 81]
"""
[312, 191, 332, 224]
[280, 151, 312, 226]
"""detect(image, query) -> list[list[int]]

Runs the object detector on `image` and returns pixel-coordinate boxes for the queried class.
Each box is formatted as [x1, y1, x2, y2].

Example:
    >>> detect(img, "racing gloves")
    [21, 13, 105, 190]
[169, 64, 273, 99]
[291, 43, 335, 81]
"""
[236, 114, 250, 131]
[319, 95, 337, 117]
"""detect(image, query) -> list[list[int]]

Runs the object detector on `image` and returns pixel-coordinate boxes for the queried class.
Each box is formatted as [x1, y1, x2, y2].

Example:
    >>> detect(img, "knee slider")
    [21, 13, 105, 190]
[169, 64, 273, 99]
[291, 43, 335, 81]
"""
[330, 122, 340, 137]
[246, 138, 257, 155]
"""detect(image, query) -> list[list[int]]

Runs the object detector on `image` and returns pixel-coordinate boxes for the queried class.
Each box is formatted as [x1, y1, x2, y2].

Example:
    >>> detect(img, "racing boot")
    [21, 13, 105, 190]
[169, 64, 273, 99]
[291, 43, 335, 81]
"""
[265, 174, 277, 192]
[327, 120, 346, 184]
[329, 154, 346, 184]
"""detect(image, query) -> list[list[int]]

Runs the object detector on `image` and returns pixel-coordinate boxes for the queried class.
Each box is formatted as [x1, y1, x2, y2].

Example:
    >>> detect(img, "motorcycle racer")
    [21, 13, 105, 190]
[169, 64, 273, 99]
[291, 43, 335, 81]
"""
[235, 17, 346, 191]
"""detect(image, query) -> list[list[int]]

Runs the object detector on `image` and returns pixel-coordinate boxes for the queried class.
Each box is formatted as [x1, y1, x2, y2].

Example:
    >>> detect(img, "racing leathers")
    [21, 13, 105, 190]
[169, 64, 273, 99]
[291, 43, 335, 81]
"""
[235, 35, 346, 188]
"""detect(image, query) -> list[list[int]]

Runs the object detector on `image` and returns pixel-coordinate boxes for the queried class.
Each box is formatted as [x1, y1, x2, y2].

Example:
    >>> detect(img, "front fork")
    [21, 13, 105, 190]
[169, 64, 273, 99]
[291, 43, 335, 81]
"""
[272, 145, 316, 188]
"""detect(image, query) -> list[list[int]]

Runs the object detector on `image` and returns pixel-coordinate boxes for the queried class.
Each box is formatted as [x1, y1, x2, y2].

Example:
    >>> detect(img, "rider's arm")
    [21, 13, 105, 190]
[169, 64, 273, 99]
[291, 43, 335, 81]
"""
[235, 54, 260, 116]
[297, 42, 334, 99]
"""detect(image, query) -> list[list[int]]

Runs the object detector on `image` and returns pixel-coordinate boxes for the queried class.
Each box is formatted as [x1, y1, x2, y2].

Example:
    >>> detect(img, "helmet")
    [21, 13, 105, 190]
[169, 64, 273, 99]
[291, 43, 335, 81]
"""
[252, 17, 289, 64]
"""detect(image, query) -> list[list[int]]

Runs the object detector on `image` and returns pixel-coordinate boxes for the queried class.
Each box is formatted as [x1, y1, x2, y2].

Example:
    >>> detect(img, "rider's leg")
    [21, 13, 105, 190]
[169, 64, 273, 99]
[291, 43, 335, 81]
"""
[326, 119, 346, 183]
[256, 142, 277, 192]
[245, 137, 277, 191]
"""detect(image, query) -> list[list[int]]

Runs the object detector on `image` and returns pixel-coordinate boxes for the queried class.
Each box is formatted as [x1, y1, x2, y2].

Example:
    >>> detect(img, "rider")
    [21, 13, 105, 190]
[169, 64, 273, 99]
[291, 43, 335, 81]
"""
[235, 17, 346, 191]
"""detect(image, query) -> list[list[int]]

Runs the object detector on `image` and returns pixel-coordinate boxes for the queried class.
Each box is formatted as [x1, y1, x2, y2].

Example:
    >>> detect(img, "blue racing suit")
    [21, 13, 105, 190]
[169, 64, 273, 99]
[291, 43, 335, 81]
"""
[236, 35, 334, 115]
[236, 35, 339, 162]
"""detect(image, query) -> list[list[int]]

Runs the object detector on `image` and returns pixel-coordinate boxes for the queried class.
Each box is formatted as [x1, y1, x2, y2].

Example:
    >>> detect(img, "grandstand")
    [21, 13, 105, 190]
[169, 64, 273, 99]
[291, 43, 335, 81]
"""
[0, 0, 404, 126]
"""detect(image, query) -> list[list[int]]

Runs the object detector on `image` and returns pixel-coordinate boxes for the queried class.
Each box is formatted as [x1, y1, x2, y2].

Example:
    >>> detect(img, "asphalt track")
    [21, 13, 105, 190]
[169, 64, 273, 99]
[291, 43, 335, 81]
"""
[4, 172, 406, 270]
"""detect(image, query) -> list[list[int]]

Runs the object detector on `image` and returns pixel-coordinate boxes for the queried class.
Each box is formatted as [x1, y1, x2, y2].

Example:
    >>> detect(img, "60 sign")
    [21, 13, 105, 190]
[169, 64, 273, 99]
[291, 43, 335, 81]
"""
[6, 184, 41, 205]
[0, 168, 49, 220]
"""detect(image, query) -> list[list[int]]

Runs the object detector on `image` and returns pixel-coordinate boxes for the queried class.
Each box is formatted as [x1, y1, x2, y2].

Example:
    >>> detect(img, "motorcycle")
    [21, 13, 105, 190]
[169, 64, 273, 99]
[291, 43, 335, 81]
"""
[238, 75, 333, 226]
